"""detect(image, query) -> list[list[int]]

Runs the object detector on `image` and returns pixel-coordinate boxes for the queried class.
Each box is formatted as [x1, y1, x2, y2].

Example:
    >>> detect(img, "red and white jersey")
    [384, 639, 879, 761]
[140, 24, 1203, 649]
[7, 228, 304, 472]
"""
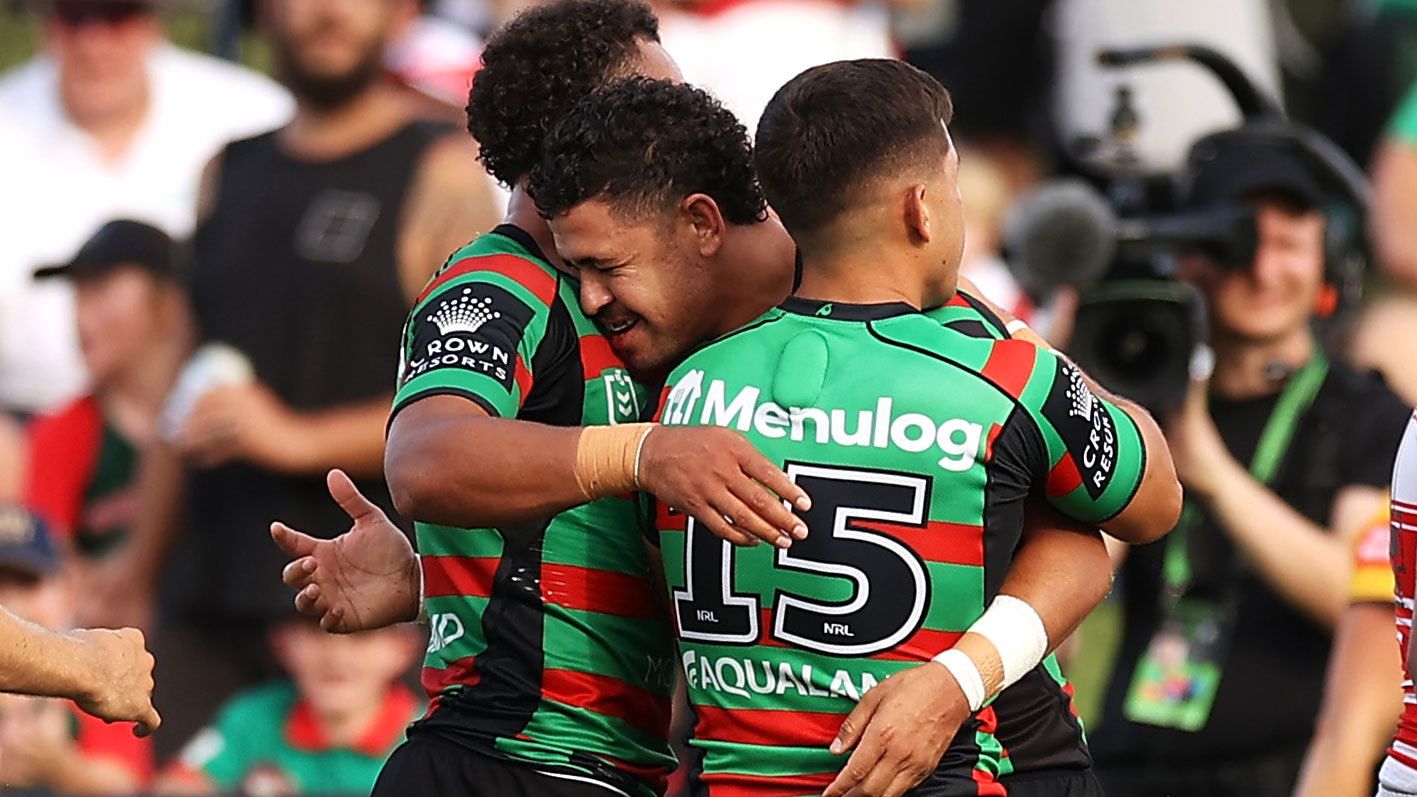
[1389, 411, 1417, 771]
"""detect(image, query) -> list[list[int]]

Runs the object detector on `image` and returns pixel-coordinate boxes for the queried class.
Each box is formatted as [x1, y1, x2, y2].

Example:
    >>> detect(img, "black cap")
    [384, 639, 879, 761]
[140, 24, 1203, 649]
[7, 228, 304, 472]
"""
[0, 507, 60, 578]
[34, 219, 179, 282]
[1184, 137, 1326, 211]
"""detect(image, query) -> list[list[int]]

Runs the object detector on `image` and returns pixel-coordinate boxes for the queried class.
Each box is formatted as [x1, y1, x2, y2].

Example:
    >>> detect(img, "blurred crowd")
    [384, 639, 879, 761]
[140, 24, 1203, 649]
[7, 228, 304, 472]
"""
[1, 0, 1417, 795]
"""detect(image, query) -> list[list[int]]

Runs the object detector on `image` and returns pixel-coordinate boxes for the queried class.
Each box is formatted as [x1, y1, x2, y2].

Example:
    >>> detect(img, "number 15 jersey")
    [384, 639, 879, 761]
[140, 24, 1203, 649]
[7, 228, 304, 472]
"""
[653, 297, 1147, 797]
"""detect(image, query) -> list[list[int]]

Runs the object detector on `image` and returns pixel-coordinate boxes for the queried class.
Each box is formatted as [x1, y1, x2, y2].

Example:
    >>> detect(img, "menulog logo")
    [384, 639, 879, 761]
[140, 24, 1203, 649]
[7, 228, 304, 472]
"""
[663, 370, 983, 471]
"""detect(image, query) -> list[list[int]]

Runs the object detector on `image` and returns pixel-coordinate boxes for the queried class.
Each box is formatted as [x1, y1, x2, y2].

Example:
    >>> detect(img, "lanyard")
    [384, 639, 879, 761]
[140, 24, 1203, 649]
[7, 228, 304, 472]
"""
[1161, 348, 1330, 602]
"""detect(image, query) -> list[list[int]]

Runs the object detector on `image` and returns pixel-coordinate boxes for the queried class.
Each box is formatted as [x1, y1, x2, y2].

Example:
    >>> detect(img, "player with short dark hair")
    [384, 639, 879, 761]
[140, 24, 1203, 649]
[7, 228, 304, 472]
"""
[530, 70, 1181, 797]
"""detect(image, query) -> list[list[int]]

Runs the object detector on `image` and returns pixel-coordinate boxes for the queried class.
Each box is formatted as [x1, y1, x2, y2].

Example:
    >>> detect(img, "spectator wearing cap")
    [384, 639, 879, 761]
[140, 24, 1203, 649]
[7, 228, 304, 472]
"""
[0, 0, 292, 415]
[0, 507, 155, 794]
[1090, 133, 1411, 797]
[22, 220, 189, 625]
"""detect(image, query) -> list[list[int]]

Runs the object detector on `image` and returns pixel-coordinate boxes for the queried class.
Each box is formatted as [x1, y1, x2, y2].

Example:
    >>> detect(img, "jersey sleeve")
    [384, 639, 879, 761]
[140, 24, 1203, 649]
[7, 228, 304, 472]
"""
[392, 257, 561, 419]
[995, 343, 1147, 523]
[1390, 82, 1417, 145]
[1350, 504, 1396, 604]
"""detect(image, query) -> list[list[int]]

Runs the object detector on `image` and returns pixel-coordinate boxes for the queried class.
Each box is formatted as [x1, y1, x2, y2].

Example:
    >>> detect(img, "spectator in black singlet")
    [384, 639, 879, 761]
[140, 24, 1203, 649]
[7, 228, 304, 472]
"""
[92, 0, 501, 759]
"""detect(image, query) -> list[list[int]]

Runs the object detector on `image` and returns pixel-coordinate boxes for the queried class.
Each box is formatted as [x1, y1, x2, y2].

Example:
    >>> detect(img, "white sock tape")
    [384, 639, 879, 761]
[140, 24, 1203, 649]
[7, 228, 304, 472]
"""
[932, 648, 986, 712]
[969, 594, 1049, 690]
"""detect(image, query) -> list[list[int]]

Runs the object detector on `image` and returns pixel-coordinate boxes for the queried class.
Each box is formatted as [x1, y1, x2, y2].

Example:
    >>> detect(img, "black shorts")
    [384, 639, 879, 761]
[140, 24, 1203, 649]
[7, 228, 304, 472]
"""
[1000, 769, 1106, 797]
[372, 734, 632, 797]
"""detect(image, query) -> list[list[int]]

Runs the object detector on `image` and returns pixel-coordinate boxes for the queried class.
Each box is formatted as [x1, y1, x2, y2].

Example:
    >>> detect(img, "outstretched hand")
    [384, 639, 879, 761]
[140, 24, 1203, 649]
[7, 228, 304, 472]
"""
[272, 469, 420, 633]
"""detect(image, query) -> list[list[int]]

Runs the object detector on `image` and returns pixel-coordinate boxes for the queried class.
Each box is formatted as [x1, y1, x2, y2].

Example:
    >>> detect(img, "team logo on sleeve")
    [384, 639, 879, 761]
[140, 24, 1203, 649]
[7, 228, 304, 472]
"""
[402, 283, 534, 390]
[1044, 362, 1118, 499]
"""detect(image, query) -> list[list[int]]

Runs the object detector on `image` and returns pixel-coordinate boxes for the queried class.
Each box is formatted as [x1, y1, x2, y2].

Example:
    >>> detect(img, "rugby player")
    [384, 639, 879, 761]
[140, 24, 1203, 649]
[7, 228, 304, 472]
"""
[276, 3, 812, 796]
[528, 69, 1181, 796]
[1381, 412, 1417, 797]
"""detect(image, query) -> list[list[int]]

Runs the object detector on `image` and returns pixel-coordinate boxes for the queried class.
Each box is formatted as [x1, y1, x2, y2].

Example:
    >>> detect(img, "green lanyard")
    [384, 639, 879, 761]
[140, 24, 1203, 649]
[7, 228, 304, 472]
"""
[1161, 348, 1330, 601]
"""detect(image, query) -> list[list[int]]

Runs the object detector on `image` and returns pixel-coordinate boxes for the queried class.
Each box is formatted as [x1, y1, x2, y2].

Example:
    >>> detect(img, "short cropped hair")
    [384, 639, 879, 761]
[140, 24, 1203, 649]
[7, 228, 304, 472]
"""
[466, 0, 659, 187]
[529, 77, 767, 225]
[754, 59, 954, 239]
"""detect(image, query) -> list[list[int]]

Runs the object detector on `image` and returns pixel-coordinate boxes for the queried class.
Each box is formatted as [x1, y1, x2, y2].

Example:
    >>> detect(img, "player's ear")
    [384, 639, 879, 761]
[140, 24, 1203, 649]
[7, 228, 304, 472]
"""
[904, 183, 931, 245]
[681, 194, 726, 257]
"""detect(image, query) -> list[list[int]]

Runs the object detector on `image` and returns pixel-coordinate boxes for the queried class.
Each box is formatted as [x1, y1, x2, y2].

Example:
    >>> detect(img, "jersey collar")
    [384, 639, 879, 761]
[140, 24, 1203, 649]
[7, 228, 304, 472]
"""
[493, 223, 553, 266]
[285, 685, 417, 757]
[780, 296, 919, 321]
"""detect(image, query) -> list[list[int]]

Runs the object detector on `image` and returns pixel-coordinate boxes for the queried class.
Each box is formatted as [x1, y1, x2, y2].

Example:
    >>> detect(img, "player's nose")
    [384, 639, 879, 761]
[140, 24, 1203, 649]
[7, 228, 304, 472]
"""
[578, 273, 615, 318]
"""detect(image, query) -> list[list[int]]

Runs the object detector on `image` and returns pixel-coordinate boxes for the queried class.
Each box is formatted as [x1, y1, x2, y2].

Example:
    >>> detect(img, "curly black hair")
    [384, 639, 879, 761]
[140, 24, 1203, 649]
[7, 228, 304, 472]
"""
[529, 78, 768, 225]
[466, 0, 659, 187]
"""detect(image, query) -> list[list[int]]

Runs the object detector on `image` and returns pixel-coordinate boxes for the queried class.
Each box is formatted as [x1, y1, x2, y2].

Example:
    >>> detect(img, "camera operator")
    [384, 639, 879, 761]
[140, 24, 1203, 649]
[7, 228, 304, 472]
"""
[1089, 138, 1411, 797]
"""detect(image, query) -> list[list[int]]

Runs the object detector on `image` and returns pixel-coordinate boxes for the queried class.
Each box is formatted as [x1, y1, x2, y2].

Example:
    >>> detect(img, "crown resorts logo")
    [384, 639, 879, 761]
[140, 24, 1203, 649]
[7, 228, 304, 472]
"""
[427, 287, 502, 335]
[1065, 366, 1096, 421]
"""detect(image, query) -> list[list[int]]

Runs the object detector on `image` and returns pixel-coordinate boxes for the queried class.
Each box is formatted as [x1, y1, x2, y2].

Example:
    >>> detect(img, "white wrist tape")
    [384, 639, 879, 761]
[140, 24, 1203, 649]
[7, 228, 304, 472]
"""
[932, 648, 986, 712]
[968, 594, 1049, 691]
[1004, 319, 1030, 336]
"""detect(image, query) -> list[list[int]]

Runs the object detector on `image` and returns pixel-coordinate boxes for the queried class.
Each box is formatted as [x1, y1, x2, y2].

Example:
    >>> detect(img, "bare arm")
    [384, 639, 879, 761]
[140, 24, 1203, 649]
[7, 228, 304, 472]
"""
[0, 610, 158, 733]
[397, 134, 503, 302]
[1002, 502, 1111, 647]
[1201, 480, 1381, 629]
[385, 396, 808, 546]
[1294, 602, 1402, 797]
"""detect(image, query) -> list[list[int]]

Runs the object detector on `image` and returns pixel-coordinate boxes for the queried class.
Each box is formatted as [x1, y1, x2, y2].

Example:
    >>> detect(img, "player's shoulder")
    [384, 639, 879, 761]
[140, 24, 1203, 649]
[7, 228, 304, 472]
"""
[924, 290, 1010, 340]
[414, 225, 562, 311]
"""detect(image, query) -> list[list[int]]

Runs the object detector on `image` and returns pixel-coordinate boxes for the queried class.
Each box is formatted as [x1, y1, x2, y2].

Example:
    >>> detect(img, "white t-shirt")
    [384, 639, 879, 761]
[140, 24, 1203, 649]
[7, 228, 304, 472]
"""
[0, 44, 293, 413]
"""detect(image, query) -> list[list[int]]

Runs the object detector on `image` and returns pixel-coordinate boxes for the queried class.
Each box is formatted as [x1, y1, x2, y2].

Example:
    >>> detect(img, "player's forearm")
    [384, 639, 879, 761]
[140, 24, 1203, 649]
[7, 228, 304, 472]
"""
[1371, 142, 1417, 286]
[279, 396, 391, 479]
[0, 609, 93, 701]
[1003, 512, 1111, 646]
[386, 400, 587, 526]
[1099, 400, 1182, 545]
[1204, 459, 1346, 627]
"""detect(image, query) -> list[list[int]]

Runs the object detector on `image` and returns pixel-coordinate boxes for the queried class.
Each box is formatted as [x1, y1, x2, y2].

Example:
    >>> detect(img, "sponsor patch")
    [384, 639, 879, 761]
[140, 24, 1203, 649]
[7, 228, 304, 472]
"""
[401, 282, 534, 392]
[1044, 361, 1118, 499]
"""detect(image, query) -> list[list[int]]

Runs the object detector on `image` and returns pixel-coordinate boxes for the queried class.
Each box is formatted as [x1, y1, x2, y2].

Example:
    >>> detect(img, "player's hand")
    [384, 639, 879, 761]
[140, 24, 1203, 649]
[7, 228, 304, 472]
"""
[272, 469, 420, 634]
[68, 627, 161, 736]
[823, 661, 969, 797]
[638, 426, 811, 548]
[177, 383, 308, 472]
[1164, 355, 1240, 502]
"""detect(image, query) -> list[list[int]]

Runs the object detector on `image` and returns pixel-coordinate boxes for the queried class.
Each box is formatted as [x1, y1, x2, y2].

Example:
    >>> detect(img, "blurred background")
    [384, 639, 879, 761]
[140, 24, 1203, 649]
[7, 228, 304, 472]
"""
[2, 0, 1417, 795]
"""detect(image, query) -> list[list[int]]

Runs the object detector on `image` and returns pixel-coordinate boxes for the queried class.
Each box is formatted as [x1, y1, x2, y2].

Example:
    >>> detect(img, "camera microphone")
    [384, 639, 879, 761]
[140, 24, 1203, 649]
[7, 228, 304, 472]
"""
[1002, 179, 1117, 296]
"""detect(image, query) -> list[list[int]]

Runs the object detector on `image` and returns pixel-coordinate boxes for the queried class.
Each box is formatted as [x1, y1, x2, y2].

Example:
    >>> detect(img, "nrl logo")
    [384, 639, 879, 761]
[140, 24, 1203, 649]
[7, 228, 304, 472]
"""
[427, 287, 502, 336]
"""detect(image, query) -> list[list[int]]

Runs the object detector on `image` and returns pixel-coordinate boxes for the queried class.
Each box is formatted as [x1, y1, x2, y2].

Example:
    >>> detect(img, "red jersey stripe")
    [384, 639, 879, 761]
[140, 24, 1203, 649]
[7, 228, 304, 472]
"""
[580, 334, 624, 379]
[542, 563, 667, 620]
[980, 339, 1036, 399]
[657, 502, 688, 532]
[422, 555, 500, 600]
[699, 769, 837, 797]
[1046, 455, 1084, 497]
[853, 519, 985, 567]
[422, 655, 481, 696]
[513, 358, 533, 401]
[417, 253, 557, 307]
[695, 705, 841, 747]
[971, 766, 1008, 796]
[541, 668, 671, 740]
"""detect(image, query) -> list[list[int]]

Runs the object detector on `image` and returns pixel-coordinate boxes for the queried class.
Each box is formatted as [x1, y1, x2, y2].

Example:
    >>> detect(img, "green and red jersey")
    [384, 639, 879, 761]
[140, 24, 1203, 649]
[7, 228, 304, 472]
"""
[393, 225, 676, 796]
[168, 681, 419, 794]
[25, 395, 138, 558]
[654, 297, 1146, 796]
